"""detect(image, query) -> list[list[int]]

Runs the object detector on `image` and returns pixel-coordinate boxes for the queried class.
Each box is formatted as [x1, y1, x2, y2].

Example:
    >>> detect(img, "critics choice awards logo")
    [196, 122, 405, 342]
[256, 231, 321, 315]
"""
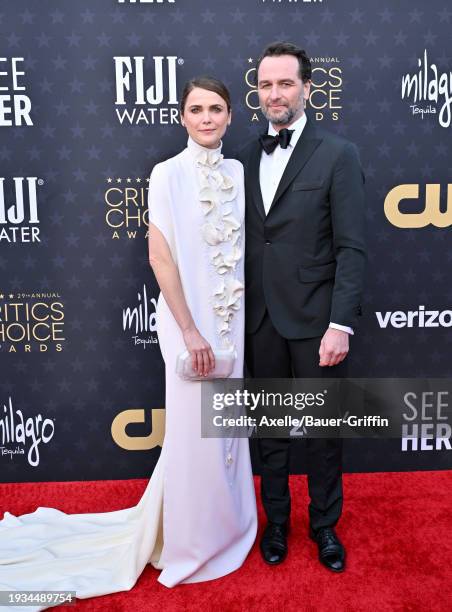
[122, 283, 159, 348]
[104, 175, 150, 239]
[0, 292, 65, 353]
[114, 55, 181, 125]
[244, 56, 342, 122]
[401, 49, 452, 128]
[0, 57, 33, 127]
[0, 177, 44, 243]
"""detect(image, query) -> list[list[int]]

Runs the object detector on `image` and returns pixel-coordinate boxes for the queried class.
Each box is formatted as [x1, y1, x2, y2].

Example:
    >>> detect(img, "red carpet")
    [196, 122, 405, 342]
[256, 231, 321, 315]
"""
[1, 471, 451, 611]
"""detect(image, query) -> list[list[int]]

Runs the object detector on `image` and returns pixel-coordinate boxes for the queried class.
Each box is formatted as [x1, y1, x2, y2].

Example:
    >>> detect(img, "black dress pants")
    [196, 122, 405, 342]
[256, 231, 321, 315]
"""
[245, 310, 347, 532]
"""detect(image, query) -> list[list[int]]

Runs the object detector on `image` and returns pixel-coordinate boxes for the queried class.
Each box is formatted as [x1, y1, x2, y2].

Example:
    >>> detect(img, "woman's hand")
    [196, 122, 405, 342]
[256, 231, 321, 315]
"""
[182, 326, 216, 377]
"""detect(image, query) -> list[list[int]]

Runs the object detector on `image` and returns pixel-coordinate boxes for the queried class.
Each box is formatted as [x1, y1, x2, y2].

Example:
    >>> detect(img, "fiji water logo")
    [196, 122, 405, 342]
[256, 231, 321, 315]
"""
[113, 55, 181, 125]
[0, 177, 43, 243]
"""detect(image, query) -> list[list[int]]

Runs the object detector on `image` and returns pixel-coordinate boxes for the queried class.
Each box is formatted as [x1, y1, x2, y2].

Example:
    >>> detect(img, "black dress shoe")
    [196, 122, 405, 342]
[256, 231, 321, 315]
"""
[309, 526, 345, 572]
[260, 521, 289, 565]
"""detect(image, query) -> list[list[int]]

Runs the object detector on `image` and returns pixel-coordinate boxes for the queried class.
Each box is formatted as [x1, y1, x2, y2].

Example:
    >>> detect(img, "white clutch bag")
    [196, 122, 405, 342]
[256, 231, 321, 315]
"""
[176, 348, 236, 381]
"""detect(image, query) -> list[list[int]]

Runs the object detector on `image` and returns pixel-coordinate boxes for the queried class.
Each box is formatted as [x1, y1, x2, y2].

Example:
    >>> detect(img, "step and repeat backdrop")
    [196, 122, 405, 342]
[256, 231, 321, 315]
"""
[1, 0, 451, 482]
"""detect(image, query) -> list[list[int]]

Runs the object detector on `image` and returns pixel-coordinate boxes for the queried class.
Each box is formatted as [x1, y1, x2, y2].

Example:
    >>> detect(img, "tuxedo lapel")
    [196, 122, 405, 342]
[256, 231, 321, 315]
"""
[248, 138, 266, 221]
[267, 118, 322, 215]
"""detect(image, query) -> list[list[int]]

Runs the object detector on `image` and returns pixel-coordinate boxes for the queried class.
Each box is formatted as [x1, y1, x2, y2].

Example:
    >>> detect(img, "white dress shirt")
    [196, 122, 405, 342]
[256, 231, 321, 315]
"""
[258, 113, 353, 335]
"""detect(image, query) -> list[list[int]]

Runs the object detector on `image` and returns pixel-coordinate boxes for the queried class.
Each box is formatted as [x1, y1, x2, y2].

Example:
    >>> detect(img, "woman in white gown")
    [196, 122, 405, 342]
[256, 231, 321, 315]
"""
[0, 77, 257, 610]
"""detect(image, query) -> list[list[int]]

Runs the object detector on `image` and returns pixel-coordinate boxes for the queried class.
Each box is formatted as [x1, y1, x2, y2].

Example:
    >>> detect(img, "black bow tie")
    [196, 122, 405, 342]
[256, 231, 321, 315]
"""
[259, 128, 294, 155]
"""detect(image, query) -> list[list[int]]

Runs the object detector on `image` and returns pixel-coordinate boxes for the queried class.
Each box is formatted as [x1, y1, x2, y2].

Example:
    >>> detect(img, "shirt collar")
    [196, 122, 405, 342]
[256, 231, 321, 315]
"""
[267, 112, 307, 149]
[186, 135, 223, 167]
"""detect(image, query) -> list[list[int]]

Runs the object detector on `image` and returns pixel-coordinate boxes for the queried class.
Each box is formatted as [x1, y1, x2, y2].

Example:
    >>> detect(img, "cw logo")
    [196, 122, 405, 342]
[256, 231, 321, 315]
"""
[111, 408, 165, 450]
[384, 184, 452, 228]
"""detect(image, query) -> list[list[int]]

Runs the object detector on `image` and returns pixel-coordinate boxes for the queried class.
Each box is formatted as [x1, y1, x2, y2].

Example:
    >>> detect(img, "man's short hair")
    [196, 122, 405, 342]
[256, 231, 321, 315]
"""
[255, 41, 312, 85]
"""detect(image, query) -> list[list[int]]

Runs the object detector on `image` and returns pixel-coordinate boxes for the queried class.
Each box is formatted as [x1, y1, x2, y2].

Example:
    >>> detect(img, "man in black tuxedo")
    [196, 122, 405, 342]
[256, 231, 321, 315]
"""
[238, 42, 366, 572]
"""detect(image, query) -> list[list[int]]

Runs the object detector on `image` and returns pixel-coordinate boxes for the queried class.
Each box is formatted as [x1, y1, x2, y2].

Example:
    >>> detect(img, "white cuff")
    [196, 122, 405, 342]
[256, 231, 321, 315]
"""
[329, 322, 354, 335]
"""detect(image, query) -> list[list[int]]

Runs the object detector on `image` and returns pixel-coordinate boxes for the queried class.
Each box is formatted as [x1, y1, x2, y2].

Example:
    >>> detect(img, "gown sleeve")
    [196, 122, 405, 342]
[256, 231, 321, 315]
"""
[147, 162, 177, 263]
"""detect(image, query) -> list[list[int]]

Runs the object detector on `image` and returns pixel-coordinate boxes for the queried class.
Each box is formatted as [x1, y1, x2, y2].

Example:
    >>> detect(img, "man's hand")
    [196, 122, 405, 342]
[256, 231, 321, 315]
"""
[319, 328, 349, 367]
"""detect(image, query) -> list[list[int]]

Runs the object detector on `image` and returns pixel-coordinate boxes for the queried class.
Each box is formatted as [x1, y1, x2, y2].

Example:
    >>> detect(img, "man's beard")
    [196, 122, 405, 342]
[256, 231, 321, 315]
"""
[261, 104, 298, 126]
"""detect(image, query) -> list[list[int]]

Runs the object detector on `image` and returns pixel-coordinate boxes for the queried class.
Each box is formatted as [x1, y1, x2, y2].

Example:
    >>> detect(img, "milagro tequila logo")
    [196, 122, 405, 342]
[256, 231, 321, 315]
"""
[105, 175, 149, 239]
[0, 397, 55, 467]
[0, 177, 43, 243]
[114, 55, 181, 125]
[122, 284, 158, 348]
[0, 57, 33, 126]
[401, 49, 452, 128]
[0, 291, 65, 353]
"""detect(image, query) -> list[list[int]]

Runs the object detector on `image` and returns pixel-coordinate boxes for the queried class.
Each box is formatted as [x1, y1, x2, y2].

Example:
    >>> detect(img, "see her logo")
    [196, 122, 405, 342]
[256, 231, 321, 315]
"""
[0, 57, 33, 127]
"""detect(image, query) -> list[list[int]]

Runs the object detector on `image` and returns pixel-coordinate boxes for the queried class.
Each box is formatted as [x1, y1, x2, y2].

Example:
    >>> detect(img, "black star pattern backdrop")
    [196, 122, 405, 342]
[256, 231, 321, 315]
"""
[1, 0, 451, 482]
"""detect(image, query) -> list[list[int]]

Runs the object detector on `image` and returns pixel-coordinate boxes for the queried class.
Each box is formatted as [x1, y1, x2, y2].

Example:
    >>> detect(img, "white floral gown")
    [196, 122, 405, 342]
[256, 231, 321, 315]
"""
[0, 136, 257, 610]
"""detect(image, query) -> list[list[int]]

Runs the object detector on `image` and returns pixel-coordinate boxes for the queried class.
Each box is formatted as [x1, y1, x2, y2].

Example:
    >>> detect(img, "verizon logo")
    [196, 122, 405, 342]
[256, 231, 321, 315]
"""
[376, 306, 452, 328]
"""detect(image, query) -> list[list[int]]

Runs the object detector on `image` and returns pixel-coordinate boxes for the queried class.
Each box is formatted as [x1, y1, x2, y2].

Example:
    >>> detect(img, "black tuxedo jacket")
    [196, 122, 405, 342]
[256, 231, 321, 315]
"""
[237, 115, 367, 339]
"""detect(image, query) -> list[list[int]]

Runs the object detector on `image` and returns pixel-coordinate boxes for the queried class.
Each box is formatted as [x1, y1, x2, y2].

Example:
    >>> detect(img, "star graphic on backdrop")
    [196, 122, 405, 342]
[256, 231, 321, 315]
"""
[231, 8, 245, 23]
[320, 8, 334, 23]
[349, 55, 364, 69]
[201, 8, 215, 23]
[379, 8, 393, 23]
[304, 31, 320, 47]
[423, 30, 438, 45]
[66, 32, 82, 47]
[42, 125, 56, 139]
[171, 9, 185, 24]
[364, 31, 379, 45]
[37, 32, 51, 47]
[67, 277, 81, 290]
[438, 7, 452, 22]
[394, 31, 407, 46]
[69, 77, 85, 93]
[110, 8, 125, 24]
[50, 9, 64, 24]
[97, 32, 111, 47]
[81, 8, 95, 24]
[7, 32, 21, 47]
[334, 32, 349, 46]
[187, 32, 201, 47]
[83, 56, 98, 70]
[202, 55, 217, 70]
[409, 8, 423, 23]
[140, 11, 155, 24]
[378, 55, 393, 69]
[127, 32, 141, 46]
[218, 31, 232, 47]
[350, 8, 364, 23]
[52, 55, 67, 70]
